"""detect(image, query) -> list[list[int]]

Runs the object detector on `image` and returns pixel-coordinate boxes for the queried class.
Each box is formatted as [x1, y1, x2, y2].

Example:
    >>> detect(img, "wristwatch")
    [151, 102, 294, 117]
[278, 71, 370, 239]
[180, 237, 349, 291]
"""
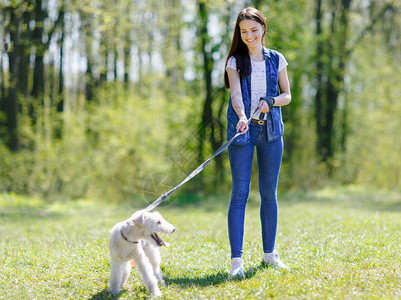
[270, 97, 276, 106]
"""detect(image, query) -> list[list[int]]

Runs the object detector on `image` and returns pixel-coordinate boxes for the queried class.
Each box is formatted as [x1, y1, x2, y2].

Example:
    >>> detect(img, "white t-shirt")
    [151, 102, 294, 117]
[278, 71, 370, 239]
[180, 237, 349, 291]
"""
[226, 52, 288, 120]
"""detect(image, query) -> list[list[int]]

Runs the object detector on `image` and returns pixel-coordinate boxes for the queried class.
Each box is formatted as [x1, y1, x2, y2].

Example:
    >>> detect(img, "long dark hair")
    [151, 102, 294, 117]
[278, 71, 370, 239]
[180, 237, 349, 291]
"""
[224, 7, 267, 89]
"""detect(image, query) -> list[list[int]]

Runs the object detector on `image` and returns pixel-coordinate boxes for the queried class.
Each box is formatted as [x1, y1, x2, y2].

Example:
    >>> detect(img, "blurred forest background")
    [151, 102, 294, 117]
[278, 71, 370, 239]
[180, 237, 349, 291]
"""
[0, 0, 400, 204]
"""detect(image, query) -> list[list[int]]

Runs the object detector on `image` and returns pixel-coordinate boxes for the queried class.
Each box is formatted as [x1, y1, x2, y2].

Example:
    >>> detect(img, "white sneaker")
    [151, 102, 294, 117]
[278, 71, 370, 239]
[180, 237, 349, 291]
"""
[263, 250, 290, 270]
[229, 257, 245, 278]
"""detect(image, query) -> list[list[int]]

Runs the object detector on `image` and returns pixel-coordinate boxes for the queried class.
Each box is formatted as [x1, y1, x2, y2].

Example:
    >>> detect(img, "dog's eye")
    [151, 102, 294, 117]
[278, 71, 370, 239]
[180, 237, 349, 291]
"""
[157, 221, 161, 224]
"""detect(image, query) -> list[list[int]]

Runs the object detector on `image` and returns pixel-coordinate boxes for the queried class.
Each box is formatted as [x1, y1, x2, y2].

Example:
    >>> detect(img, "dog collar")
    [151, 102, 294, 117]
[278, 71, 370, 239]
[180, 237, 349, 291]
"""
[120, 229, 139, 244]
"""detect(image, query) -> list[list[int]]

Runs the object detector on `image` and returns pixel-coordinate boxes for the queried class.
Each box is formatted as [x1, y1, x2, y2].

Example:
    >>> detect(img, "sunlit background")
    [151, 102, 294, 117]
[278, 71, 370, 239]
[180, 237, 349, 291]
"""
[1, 0, 400, 204]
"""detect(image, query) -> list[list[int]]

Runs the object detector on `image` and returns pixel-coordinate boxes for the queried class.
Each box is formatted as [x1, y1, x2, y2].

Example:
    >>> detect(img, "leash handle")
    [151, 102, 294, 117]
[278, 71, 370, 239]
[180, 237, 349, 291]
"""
[145, 108, 260, 211]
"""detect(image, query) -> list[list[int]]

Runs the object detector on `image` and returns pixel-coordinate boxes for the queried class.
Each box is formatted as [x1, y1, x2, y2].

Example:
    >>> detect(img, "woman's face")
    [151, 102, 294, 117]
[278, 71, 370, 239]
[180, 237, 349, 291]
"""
[239, 19, 264, 49]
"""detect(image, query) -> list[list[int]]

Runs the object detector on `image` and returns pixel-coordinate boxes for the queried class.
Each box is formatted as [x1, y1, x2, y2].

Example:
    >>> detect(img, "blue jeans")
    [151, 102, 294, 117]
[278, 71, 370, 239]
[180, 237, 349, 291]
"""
[228, 122, 283, 258]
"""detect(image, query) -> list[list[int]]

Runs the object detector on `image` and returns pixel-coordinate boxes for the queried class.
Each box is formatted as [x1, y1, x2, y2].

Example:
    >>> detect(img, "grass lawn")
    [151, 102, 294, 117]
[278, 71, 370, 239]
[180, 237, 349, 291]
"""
[1, 188, 401, 299]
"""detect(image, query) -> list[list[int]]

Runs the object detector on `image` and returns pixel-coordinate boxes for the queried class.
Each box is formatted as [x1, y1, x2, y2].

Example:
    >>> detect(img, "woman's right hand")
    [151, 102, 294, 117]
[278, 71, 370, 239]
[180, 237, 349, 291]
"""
[236, 117, 249, 134]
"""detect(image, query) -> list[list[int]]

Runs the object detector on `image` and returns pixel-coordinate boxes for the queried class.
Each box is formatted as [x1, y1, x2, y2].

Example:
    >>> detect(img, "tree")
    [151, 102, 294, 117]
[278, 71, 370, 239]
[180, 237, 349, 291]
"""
[3, 4, 24, 151]
[313, 0, 398, 166]
[197, 0, 226, 181]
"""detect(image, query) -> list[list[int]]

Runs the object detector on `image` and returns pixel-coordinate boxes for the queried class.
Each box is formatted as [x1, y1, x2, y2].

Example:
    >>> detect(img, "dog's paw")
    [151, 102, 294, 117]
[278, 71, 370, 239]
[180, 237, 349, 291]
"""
[109, 289, 120, 296]
[158, 278, 165, 286]
[151, 289, 162, 297]
[155, 272, 165, 285]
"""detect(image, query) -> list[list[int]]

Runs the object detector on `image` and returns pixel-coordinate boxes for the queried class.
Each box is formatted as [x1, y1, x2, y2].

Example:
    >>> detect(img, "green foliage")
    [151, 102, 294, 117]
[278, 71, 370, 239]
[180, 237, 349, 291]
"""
[1, 0, 401, 200]
[0, 84, 207, 202]
[1, 190, 401, 299]
[337, 35, 401, 189]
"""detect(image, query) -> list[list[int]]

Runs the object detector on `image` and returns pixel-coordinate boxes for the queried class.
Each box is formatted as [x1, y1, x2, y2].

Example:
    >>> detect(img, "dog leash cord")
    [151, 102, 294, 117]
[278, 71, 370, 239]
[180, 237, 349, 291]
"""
[145, 108, 260, 211]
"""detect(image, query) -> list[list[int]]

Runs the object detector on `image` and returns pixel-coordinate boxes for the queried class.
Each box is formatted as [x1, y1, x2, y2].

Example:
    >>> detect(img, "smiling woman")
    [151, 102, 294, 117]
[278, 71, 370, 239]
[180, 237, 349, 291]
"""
[224, 7, 269, 86]
[223, 6, 292, 278]
[239, 20, 265, 57]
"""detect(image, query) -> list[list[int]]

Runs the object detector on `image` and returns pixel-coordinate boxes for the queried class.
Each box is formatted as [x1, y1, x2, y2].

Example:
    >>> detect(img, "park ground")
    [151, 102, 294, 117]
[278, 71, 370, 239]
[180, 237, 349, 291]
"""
[1, 188, 401, 299]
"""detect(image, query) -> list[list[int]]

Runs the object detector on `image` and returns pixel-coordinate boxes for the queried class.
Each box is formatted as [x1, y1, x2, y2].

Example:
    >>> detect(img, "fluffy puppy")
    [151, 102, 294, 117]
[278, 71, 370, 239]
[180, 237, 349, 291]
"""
[109, 210, 175, 297]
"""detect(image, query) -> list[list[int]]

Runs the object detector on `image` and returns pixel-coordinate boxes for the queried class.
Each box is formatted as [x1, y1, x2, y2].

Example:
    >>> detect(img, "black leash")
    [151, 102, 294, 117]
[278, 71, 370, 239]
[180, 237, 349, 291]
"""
[145, 108, 260, 211]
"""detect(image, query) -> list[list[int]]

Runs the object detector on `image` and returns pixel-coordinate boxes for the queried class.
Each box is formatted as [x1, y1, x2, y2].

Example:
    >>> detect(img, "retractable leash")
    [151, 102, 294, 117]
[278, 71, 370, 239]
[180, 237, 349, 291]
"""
[145, 108, 261, 212]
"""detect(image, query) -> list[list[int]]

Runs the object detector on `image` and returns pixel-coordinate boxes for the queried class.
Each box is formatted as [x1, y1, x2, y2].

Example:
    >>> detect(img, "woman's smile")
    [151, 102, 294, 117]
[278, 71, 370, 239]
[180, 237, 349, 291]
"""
[239, 19, 264, 49]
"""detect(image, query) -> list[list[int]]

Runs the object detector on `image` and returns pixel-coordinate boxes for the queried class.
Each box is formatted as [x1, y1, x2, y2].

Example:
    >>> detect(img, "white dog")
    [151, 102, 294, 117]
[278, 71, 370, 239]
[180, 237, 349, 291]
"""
[109, 209, 175, 297]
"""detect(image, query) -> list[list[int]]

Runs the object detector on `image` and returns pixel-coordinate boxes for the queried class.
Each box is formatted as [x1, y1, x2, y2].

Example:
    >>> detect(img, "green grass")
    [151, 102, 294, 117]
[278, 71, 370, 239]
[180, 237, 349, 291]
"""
[1, 188, 401, 299]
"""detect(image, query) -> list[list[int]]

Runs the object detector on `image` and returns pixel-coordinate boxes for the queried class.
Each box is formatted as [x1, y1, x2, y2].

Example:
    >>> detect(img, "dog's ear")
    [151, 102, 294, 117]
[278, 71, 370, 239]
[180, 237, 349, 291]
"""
[131, 210, 147, 226]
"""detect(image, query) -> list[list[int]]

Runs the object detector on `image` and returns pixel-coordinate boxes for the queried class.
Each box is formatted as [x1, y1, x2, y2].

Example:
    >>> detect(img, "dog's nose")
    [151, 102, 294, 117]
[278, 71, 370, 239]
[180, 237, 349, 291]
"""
[172, 228, 175, 233]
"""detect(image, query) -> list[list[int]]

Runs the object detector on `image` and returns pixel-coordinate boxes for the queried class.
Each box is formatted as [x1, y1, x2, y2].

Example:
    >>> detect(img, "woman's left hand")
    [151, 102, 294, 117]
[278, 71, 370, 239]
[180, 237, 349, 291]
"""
[258, 99, 270, 113]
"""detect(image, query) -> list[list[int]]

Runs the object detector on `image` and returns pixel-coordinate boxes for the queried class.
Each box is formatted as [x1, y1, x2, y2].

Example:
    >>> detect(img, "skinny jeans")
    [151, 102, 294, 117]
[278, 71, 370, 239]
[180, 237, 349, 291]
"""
[228, 122, 283, 258]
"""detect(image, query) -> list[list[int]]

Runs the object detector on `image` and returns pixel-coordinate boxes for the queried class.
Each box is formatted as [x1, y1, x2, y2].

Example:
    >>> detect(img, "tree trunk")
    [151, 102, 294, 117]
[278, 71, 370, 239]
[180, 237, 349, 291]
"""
[86, 59, 94, 101]
[314, 0, 352, 164]
[82, 18, 95, 101]
[0, 55, 5, 118]
[57, 4, 65, 112]
[161, 0, 184, 88]
[18, 4, 32, 100]
[0, 11, 4, 112]
[315, 0, 326, 160]
[198, 1, 224, 179]
[32, 0, 46, 101]
[6, 9, 21, 151]
[99, 43, 108, 85]
[124, 31, 131, 86]
[114, 46, 118, 82]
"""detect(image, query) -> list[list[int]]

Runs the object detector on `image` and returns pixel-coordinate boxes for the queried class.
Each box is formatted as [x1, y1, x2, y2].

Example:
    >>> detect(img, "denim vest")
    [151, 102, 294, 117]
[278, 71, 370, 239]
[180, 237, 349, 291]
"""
[227, 47, 284, 144]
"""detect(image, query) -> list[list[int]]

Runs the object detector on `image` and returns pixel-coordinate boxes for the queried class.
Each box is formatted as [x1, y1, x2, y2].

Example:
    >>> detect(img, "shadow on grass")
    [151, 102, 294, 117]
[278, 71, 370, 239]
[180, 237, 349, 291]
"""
[165, 263, 267, 288]
[89, 265, 273, 298]
[89, 288, 124, 300]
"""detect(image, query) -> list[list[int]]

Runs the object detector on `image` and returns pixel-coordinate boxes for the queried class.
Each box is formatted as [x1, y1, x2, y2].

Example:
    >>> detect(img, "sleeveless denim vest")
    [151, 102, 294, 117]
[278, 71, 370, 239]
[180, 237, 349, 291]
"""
[226, 47, 284, 144]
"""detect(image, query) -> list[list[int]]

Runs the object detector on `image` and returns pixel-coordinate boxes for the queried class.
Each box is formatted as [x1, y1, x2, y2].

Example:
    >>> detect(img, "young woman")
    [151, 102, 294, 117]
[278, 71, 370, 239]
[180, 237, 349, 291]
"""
[224, 7, 291, 277]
